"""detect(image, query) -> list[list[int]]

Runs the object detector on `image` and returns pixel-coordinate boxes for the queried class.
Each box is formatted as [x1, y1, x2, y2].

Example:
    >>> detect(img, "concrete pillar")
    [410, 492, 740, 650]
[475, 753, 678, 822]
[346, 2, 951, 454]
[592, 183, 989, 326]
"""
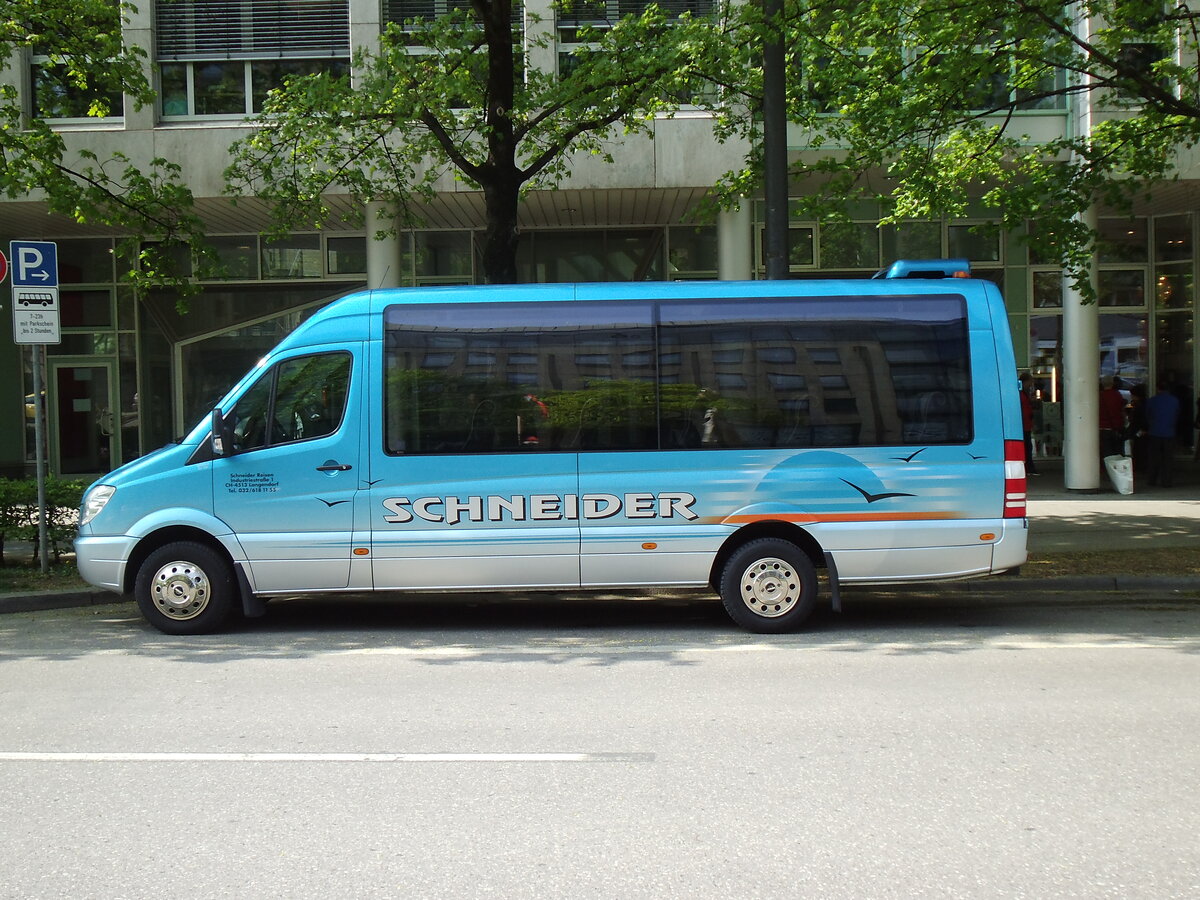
[1063, 208, 1100, 490]
[122, 0, 155, 131]
[523, 0, 558, 77]
[717, 200, 753, 280]
[1062, 4, 1100, 491]
[366, 201, 403, 289]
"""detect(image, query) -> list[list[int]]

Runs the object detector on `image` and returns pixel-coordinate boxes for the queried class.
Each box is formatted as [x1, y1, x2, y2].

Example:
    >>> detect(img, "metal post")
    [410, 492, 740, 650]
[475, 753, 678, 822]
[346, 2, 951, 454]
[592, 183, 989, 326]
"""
[32, 344, 49, 573]
[762, 0, 788, 281]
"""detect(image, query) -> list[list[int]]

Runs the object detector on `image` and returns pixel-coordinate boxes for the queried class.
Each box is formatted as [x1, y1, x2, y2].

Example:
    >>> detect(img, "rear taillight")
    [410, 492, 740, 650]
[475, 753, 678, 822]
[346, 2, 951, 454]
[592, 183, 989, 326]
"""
[1004, 439, 1027, 518]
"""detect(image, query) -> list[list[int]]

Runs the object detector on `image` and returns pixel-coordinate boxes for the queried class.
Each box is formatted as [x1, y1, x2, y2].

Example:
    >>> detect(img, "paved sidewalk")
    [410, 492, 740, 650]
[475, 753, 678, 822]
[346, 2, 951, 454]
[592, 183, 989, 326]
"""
[2, 454, 1198, 616]
[1027, 455, 1200, 552]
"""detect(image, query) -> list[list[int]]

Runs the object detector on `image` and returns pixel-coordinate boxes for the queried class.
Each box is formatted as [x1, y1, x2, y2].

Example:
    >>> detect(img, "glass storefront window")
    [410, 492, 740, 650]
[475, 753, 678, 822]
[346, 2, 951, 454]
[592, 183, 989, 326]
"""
[327, 236, 368, 275]
[1029, 314, 1063, 403]
[1156, 313, 1194, 383]
[207, 236, 260, 280]
[262, 234, 322, 278]
[1098, 269, 1146, 307]
[760, 227, 814, 268]
[1032, 270, 1063, 308]
[1027, 227, 1061, 265]
[415, 232, 473, 279]
[1155, 214, 1192, 262]
[59, 290, 113, 329]
[180, 306, 324, 427]
[58, 239, 115, 284]
[819, 222, 879, 269]
[1099, 313, 1149, 390]
[667, 227, 718, 276]
[1030, 315, 1061, 367]
[140, 241, 193, 279]
[786, 227, 814, 267]
[1155, 264, 1194, 310]
[947, 223, 1000, 262]
[1098, 218, 1148, 263]
[881, 222, 941, 261]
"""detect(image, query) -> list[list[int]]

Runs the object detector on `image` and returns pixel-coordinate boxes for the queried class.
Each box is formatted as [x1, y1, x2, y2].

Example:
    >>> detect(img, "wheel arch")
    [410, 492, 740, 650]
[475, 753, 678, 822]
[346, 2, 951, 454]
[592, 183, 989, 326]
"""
[708, 520, 827, 591]
[123, 526, 236, 595]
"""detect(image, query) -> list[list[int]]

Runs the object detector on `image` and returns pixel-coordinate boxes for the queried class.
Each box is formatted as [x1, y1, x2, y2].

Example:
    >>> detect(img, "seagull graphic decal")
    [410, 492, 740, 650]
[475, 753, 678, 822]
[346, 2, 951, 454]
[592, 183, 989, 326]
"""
[317, 498, 351, 507]
[840, 479, 916, 503]
[890, 448, 926, 463]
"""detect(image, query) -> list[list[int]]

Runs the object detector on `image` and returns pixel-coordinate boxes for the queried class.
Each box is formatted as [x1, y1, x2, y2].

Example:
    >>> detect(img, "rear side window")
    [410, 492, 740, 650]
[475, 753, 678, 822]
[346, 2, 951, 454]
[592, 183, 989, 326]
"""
[229, 352, 351, 452]
[658, 296, 973, 448]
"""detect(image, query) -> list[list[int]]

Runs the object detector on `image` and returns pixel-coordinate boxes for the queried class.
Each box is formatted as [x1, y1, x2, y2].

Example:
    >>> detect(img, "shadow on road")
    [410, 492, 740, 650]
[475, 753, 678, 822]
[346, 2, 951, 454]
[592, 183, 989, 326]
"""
[3, 586, 1200, 664]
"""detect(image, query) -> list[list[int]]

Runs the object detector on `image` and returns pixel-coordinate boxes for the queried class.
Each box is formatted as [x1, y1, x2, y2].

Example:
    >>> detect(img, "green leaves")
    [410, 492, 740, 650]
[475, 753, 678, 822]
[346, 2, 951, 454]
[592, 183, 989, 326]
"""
[1, 1, 207, 300]
[224, 0, 734, 282]
[709, 0, 1200, 298]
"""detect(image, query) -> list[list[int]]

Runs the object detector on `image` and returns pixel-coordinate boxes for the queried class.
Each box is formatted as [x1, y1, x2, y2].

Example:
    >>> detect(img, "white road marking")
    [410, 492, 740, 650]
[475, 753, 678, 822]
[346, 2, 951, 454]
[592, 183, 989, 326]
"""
[0, 751, 653, 763]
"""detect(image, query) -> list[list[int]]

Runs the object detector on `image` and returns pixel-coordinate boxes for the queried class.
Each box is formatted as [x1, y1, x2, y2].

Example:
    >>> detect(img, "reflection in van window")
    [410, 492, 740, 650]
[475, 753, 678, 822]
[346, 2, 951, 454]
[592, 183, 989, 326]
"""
[230, 352, 351, 452]
[383, 295, 972, 454]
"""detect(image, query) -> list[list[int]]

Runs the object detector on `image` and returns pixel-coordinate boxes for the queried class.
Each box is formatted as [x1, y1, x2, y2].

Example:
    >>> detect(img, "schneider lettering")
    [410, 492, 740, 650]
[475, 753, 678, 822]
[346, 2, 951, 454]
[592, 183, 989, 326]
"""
[382, 492, 699, 525]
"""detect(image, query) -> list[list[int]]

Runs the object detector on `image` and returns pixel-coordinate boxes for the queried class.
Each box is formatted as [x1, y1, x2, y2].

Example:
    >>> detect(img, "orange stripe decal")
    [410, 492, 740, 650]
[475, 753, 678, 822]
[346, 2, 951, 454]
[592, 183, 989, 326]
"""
[706, 511, 959, 525]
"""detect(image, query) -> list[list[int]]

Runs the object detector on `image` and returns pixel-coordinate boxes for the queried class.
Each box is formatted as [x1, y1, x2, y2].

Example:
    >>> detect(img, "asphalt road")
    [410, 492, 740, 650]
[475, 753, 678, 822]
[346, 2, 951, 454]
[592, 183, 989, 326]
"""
[2, 590, 1199, 899]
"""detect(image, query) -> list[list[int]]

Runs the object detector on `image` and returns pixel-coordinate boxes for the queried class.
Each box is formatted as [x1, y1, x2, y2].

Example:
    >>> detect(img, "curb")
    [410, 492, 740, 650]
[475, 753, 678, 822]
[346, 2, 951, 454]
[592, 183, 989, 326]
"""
[2, 576, 1199, 617]
[0, 590, 129, 615]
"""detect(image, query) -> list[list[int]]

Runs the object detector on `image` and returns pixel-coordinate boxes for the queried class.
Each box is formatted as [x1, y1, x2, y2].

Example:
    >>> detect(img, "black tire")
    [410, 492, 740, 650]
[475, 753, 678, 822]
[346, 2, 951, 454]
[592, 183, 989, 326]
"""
[134, 541, 236, 635]
[719, 538, 819, 633]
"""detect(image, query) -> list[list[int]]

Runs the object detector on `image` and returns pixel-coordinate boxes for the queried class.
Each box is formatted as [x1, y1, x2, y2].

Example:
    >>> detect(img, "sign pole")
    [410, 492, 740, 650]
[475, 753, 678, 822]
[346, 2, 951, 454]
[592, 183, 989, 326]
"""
[31, 344, 48, 574]
[9, 241, 60, 574]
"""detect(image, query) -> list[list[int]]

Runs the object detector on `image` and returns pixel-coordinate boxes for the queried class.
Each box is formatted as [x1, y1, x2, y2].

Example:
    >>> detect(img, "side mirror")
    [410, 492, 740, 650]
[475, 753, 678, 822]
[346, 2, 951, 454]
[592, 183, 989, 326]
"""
[211, 408, 232, 457]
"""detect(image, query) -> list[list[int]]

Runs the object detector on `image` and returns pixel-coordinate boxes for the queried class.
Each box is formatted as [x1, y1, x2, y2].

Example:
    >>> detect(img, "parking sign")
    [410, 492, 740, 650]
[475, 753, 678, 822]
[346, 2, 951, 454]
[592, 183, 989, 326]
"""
[10, 240, 60, 345]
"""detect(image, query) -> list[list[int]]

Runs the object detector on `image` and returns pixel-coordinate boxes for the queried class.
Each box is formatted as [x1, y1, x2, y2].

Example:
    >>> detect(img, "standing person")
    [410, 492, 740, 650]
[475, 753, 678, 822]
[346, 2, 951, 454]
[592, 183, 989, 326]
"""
[1126, 383, 1149, 473]
[1018, 373, 1039, 475]
[1145, 379, 1182, 487]
[1194, 395, 1200, 461]
[1098, 375, 1126, 458]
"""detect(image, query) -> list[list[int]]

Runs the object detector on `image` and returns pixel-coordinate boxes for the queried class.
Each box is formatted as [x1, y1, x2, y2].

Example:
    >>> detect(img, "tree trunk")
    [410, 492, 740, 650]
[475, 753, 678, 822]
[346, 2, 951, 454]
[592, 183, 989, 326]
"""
[476, 0, 521, 283]
[481, 177, 521, 283]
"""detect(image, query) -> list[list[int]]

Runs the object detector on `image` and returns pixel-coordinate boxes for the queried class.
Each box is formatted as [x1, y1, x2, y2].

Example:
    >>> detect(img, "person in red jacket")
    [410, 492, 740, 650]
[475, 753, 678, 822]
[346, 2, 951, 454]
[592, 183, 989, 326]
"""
[1019, 372, 1039, 475]
[1098, 375, 1127, 458]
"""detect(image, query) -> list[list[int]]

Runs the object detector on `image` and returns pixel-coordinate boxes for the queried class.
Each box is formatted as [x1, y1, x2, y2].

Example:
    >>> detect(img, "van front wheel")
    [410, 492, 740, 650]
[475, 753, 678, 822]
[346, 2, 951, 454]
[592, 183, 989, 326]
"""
[134, 542, 235, 635]
[719, 538, 818, 633]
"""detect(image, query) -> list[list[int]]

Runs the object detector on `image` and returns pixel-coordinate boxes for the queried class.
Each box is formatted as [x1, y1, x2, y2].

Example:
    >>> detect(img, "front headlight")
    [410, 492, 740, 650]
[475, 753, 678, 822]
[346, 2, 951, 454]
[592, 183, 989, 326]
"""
[80, 485, 116, 526]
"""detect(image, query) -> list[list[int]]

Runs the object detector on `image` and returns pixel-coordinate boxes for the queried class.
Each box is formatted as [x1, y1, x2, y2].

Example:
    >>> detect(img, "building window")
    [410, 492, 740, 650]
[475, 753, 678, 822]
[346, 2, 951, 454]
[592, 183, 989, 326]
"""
[30, 61, 123, 120]
[1098, 217, 1148, 263]
[1031, 269, 1063, 309]
[1098, 269, 1147, 308]
[156, 0, 350, 118]
[948, 223, 1000, 262]
[881, 221, 942, 260]
[557, 0, 713, 97]
[819, 222, 880, 269]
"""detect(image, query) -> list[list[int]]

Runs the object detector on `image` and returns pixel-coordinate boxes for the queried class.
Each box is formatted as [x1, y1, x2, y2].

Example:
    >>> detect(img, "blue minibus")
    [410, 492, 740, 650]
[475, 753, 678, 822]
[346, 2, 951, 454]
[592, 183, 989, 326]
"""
[76, 261, 1028, 634]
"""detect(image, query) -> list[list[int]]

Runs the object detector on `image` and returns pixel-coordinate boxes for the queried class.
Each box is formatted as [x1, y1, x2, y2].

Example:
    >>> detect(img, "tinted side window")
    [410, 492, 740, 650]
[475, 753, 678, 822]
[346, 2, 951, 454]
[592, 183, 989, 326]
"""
[659, 296, 972, 448]
[384, 301, 655, 454]
[230, 352, 351, 452]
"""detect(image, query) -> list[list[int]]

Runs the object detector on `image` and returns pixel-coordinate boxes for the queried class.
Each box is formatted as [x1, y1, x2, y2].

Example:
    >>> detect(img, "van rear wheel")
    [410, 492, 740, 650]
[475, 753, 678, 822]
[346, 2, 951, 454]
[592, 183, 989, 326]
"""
[134, 542, 235, 635]
[719, 538, 818, 633]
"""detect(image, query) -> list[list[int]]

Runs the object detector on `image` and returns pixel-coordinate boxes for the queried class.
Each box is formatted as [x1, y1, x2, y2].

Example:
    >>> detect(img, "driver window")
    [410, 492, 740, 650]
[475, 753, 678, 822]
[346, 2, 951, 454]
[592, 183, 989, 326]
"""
[230, 352, 351, 452]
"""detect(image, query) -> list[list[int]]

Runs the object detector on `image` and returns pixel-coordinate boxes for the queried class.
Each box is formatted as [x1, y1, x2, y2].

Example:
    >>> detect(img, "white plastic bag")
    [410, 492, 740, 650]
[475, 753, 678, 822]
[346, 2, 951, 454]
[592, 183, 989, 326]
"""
[1104, 454, 1134, 495]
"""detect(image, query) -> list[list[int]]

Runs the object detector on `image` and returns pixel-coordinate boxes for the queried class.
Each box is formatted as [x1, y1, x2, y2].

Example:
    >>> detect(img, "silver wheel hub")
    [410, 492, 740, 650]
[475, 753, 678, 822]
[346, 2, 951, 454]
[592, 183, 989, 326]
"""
[150, 561, 210, 621]
[740, 557, 801, 618]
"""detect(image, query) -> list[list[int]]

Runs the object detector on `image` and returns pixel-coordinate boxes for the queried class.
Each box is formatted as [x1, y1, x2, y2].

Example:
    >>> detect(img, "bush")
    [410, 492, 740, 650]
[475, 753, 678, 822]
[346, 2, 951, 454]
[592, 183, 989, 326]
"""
[0, 476, 87, 565]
